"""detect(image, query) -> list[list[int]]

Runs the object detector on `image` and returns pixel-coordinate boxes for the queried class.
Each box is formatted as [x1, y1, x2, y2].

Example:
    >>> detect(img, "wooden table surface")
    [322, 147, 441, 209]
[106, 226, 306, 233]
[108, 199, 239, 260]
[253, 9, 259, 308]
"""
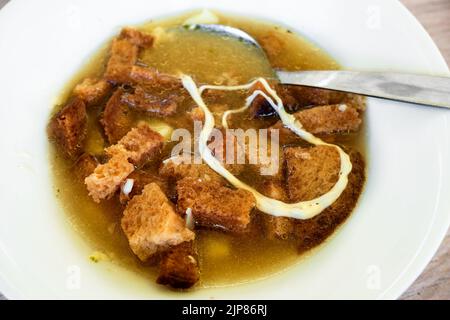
[0, 0, 448, 300]
[398, 0, 450, 300]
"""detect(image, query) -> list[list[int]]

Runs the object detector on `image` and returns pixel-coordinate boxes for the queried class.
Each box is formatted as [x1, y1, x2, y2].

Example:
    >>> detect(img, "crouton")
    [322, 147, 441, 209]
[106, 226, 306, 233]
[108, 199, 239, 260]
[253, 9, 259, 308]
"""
[121, 85, 179, 116]
[73, 78, 111, 105]
[159, 155, 224, 184]
[119, 27, 154, 48]
[72, 153, 99, 183]
[249, 82, 364, 117]
[104, 38, 139, 84]
[260, 179, 287, 201]
[190, 107, 205, 122]
[119, 170, 169, 204]
[271, 104, 362, 144]
[121, 183, 195, 261]
[47, 97, 87, 158]
[346, 94, 366, 111]
[85, 152, 134, 203]
[157, 241, 199, 289]
[276, 84, 304, 113]
[287, 86, 343, 107]
[284, 145, 341, 202]
[248, 81, 278, 118]
[211, 130, 246, 176]
[101, 89, 134, 144]
[295, 104, 362, 134]
[176, 177, 256, 232]
[258, 179, 296, 240]
[248, 82, 301, 117]
[283, 145, 365, 251]
[104, 28, 154, 84]
[129, 66, 182, 89]
[106, 123, 164, 167]
[263, 216, 296, 240]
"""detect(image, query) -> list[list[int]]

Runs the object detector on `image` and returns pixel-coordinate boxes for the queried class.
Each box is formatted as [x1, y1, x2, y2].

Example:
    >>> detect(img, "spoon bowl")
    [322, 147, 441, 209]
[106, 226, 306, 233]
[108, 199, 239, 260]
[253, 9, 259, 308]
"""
[193, 23, 450, 109]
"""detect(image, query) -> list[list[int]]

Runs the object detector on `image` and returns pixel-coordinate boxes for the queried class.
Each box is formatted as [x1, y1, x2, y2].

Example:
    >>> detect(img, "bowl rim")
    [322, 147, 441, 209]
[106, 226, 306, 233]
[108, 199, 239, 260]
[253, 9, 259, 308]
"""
[0, 0, 449, 300]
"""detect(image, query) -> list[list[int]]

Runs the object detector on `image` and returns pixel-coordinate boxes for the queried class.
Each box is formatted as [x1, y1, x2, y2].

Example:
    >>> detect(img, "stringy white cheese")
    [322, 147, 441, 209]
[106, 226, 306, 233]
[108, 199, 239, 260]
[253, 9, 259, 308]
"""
[121, 179, 134, 197]
[181, 75, 352, 220]
[185, 208, 195, 230]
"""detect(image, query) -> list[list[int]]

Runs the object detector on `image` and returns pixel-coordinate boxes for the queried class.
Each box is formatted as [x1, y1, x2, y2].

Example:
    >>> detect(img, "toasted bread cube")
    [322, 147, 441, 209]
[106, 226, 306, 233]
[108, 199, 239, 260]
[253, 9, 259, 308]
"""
[260, 179, 287, 201]
[47, 97, 87, 159]
[104, 38, 139, 84]
[248, 81, 302, 116]
[72, 153, 99, 183]
[295, 104, 361, 134]
[272, 104, 362, 140]
[73, 78, 111, 105]
[257, 179, 295, 240]
[291, 150, 365, 252]
[263, 216, 295, 240]
[106, 123, 164, 167]
[288, 86, 344, 107]
[157, 241, 199, 289]
[211, 130, 246, 176]
[159, 155, 224, 184]
[85, 153, 134, 203]
[121, 85, 179, 116]
[121, 183, 195, 261]
[101, 89, 133, 144]
[284, 145, 341, 202]
[119, 27, 154, 48]
[128, 66, 182, 89]
[119, 170, 169, 204]
[176, 177, 256, 233]
[282, 84, 367, 112]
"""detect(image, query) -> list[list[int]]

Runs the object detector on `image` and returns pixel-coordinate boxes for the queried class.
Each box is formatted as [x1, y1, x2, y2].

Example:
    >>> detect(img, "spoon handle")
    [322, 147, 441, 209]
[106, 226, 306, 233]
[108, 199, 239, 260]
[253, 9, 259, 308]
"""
[277, 70, 450, 109]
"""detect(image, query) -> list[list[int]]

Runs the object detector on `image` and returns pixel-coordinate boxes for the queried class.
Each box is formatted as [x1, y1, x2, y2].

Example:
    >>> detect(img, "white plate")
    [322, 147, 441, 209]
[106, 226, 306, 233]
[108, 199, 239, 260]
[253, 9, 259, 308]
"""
[0, 0, 448, 299]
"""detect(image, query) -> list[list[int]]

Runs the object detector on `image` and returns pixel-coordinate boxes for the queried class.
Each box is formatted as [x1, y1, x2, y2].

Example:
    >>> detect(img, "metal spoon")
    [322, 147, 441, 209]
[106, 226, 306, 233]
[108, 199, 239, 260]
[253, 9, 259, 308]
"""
[195, 24, 450, 109]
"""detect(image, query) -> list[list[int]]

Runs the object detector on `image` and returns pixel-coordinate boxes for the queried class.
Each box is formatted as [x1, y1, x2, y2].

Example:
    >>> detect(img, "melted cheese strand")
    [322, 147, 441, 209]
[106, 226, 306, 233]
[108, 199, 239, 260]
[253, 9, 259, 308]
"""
[181, 75, 352, 220]
[221, 90, 270, 129]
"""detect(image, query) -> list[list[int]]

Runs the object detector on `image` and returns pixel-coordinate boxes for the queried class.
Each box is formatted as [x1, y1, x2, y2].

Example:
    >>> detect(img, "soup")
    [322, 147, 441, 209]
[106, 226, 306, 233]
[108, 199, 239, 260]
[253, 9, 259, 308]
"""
[48, 10, 365, 290]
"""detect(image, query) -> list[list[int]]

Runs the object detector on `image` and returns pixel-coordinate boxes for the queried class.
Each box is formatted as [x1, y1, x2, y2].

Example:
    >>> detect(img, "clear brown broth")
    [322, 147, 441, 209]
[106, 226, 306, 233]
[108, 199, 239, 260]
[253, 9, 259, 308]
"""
[50, 11, 365, 288]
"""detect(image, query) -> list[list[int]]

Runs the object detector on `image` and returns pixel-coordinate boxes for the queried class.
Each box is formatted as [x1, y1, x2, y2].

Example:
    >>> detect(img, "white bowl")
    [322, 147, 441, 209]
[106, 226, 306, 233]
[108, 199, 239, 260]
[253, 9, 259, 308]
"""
[0, 0, 449, 299]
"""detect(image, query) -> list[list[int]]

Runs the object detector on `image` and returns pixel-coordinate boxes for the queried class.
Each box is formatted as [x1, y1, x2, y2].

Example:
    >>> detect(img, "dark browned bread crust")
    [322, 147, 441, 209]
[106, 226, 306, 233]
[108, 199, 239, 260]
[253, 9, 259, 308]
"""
[47, 97, 87, 159]
[129, 66, 182, 89]
[73, 78, 111, 106]
[159, 156, 225, 184]
[72, 153, 99, 183]
[284, 147, 365, 252]
[101, 89, 133, 144]
[85, 152, 134, 203]
[104, 28, 154, 84]
[272, 104, 362, 143]
[104, 38, 139, 84]
[122, 85, 179, 116]
[157, 241, 200, 289]
[176, 177, 256, 233]
[285, 145, 341, 202]
[106, 123, 164, 167]
[258, 179, 296, 240]
[121, 183, 195, 261]
[119, 27, 154, 48]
